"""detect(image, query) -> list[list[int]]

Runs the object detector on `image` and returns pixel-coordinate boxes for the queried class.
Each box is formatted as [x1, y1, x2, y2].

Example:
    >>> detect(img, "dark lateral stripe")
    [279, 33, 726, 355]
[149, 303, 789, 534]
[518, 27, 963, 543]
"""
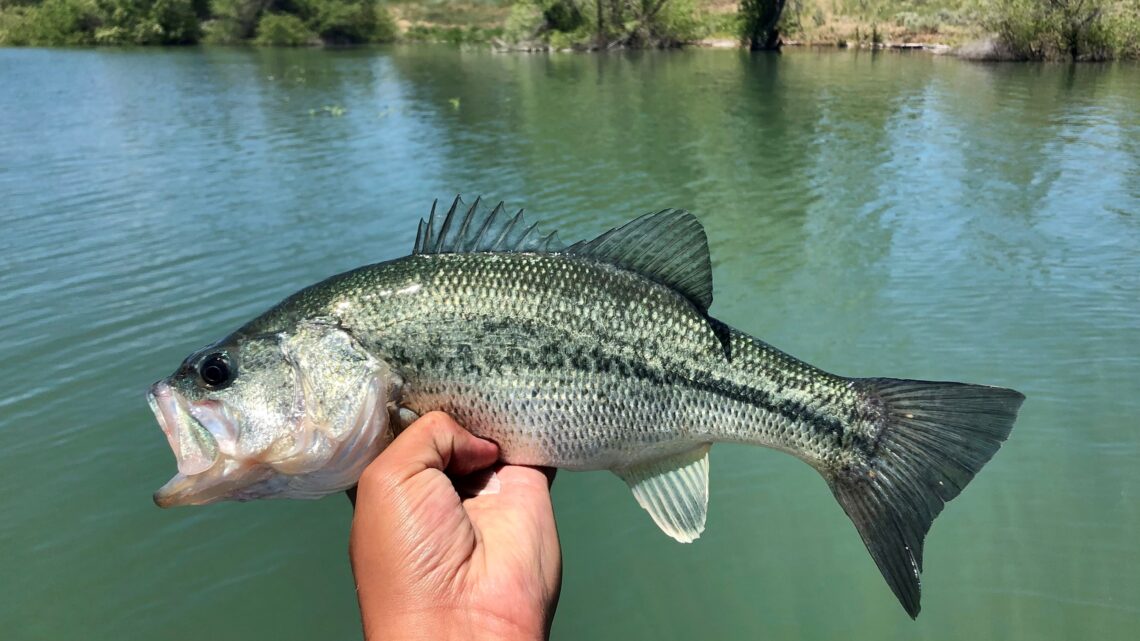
[384, 316, 855, 449]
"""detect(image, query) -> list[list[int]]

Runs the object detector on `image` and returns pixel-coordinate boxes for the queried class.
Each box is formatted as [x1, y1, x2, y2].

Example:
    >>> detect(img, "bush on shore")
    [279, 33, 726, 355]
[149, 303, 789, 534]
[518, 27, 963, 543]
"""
[984, 0, 1140, 60]
[253, 12, 314, 45]
[502, 0, 703, 49]
[0, 0, 397, 45]
[0, 0, 201, 44]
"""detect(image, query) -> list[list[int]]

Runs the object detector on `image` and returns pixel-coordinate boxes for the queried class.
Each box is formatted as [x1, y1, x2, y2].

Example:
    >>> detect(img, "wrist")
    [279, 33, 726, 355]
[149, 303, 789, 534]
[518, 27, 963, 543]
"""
[364, 606, 550, 641]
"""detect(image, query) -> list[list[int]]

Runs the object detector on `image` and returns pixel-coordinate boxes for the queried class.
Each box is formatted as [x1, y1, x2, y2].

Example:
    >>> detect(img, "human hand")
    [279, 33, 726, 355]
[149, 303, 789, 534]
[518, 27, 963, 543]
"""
[349, 412, 562, 641]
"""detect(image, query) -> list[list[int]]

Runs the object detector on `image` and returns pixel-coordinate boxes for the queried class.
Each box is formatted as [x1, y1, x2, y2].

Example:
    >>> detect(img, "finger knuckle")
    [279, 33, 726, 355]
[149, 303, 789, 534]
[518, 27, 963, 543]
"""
[417, 410, 461, 434]
[357, 458, 396, 494]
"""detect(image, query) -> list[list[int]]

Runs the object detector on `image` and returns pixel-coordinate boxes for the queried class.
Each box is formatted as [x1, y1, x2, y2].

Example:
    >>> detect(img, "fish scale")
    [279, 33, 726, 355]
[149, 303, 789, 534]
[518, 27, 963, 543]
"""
[150, 197, 1024, 618]
[253, 251, 843, 471]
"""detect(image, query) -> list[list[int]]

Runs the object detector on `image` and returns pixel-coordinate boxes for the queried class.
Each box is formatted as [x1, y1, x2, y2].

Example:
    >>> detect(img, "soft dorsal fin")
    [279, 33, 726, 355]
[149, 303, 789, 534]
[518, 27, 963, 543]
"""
[566, 209, 714, 312]
[413, 196, 563, 255]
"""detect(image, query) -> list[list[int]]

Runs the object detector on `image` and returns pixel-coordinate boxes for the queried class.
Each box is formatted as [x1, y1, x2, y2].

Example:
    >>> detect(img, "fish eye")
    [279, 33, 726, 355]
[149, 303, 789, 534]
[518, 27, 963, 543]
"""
[198, 353, 234, 390]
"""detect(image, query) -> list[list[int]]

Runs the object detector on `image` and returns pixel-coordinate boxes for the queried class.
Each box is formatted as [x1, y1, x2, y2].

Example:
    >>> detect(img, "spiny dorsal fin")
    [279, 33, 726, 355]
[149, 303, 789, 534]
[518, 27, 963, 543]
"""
[413, 196, 563, 255]
[412, 198, 714, 312]
[566, 209, 714, 312]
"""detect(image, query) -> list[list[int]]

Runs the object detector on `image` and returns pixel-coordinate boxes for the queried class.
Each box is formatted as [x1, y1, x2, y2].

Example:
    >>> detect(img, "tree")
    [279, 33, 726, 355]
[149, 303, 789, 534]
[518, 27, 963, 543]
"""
[740, 0, 786, 50]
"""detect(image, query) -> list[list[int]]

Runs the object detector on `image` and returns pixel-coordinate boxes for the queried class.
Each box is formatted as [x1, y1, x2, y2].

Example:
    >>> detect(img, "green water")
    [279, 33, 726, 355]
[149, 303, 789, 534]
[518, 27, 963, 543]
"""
[1, 45, 1138, 640]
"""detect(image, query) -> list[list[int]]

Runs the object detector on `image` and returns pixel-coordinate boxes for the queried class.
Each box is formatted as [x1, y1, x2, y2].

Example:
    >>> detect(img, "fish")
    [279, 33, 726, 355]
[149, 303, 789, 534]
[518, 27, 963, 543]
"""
[148, 196, 1024, 617]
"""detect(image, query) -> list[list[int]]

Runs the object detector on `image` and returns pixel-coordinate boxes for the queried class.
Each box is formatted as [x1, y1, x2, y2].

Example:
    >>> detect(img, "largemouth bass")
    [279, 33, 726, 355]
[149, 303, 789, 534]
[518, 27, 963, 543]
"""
[149, 197, 1024, 617]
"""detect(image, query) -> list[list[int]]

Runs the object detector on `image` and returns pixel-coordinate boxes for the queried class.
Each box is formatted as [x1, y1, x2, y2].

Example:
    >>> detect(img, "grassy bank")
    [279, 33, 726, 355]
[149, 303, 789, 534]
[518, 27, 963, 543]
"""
[2, 0, 1138, 59]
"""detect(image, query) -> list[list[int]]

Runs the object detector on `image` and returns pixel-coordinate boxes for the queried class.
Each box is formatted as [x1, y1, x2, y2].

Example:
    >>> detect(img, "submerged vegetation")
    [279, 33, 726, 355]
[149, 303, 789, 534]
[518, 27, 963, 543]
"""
[1, 0, 1137, 58]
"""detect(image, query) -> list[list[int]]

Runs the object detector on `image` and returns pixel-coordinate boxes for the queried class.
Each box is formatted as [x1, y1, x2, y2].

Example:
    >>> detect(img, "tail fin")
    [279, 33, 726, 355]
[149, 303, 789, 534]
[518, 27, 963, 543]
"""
[829, 378, 1025, 618]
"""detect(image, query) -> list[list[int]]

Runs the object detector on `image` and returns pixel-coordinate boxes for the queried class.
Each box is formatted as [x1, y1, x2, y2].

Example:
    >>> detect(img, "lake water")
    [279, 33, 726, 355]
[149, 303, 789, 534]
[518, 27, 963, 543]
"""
[1, 45, 1138, 640]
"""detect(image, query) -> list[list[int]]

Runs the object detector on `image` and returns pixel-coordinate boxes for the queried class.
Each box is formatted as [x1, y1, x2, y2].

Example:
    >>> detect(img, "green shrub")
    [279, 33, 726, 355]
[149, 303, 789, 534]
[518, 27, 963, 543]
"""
[23, 0, 103, 44]
[0, 6, 34, 44]
[503, 0, 703, 48]
[656, 0, 702, 42]
[149, 0, 200, 42]
[543, 0, 583, 32]
[703, 9, 742, 37]
[372, 2, 396, 42]
[403, 22, 496, 43]
[199, 16, 243, 42]
[0, 0, 401, 45]
[503, 1, 545, 42]
[111, 0, 200, 43]
[208, 0, 261, 40]
[547, 23, 591, 47]
[0, 0, 203, 45]
[255, 12, 314, 44]
[309, 0, 374, 43]
[985, 0, 1137, 60]
[502, 0, 584, 45]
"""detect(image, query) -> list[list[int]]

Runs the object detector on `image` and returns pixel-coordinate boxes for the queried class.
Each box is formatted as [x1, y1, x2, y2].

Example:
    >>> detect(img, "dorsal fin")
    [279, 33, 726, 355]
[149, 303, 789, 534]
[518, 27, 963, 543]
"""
[566, 209, 714, 312]
[413, 196, 563, 255]
[412, 198, 714, 312]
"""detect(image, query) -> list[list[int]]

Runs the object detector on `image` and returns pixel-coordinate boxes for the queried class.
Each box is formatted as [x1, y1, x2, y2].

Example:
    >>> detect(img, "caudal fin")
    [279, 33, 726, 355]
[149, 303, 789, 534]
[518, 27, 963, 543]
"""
[829, 378, 1024, 618]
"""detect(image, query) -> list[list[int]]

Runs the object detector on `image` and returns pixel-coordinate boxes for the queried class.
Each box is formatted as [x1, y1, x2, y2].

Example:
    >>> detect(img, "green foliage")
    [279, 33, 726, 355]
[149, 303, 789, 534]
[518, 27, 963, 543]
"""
[309, 0, 374, 43]
[703, 8, 741, 36]
[199, 16, 243, 41]
[503, 0, 544, 41]
[207, 0, 265, 41]
[6, 0, 102, 44]
[542, 0, 583, 31]
[893, 10, 943, 32]
[254, 10, 312, 42]
[94, 0, 202, 44]
[4, 0, 1136, 56]
[545, 23, 585, 46]
[985, 0, 1139, 60]
[152, 0, 201, 41]
[0, 0, 203, 44]
[656, 0, 703, 41]
[502, 0, 702, 47]
[403, 22, 501, 42]
[371, 0, 395, 40]
[0, 7, 32, 44]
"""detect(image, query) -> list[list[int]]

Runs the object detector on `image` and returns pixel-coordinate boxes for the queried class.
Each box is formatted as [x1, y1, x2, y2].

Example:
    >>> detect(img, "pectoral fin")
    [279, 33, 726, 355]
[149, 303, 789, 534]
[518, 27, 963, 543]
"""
[616, 445, 711, 543]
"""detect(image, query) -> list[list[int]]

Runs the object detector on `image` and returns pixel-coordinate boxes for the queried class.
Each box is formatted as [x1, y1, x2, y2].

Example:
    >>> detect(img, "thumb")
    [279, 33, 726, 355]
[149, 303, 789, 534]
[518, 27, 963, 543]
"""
[367, 411, 500, 487]
[350, 412, 500, 570]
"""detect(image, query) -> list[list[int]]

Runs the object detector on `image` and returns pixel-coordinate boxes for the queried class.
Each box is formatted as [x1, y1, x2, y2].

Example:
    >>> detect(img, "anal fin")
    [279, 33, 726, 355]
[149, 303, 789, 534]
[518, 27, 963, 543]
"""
[616, 445, 711, 543]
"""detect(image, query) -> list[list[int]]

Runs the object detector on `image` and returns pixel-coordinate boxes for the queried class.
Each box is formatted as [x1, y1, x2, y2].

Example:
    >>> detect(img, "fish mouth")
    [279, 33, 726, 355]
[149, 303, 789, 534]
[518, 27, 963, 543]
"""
[148, 382, 244, 507]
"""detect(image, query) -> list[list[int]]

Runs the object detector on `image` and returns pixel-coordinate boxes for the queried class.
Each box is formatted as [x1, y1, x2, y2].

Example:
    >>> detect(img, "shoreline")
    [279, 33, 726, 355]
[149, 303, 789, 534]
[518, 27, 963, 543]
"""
[493, 36, 1018, 61]
[0, 38, 1058, 64]
[3, 0, 1136, 61]
[696, 37, 954, 54]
